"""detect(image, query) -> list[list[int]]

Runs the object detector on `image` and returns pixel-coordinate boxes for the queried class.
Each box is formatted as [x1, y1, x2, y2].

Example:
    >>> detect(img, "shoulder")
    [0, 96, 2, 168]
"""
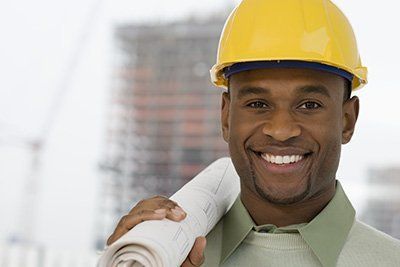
[349, 220, 400, 248]
[338, 220, 400, 266]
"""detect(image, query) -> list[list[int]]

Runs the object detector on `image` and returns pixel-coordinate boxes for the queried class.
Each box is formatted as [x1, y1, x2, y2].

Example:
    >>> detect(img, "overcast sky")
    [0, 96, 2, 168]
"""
[0, 0, 399, 252]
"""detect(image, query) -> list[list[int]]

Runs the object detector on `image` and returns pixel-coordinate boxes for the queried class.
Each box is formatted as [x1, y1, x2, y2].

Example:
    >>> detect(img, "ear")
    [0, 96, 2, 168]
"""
[221, 92, 231, 143]
[342, 96, 359, 144]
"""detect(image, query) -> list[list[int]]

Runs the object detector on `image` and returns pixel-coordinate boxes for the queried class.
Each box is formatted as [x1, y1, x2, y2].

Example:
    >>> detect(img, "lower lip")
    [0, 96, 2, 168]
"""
[254, 153, 309, 174]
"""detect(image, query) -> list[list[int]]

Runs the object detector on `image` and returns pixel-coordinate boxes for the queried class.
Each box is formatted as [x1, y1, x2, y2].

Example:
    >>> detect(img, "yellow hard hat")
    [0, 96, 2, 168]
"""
[210, 0, 368, 90]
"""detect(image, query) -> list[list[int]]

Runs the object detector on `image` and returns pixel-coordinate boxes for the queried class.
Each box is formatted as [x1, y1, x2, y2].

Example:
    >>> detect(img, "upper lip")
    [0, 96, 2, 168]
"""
[252, 146, 312, 156]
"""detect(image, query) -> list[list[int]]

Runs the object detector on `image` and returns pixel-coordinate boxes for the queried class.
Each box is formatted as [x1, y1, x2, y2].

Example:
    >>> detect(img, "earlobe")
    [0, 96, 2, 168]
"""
[342, 96, 359, 144]
[221, 92, 230, 143]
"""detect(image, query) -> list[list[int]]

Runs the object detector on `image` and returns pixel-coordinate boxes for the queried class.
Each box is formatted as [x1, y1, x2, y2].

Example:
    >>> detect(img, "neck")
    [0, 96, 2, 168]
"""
[241, 182, 336, 227]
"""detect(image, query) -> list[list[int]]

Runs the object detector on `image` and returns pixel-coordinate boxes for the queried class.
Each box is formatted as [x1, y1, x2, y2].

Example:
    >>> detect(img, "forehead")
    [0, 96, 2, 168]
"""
[229, 68, 345, 97]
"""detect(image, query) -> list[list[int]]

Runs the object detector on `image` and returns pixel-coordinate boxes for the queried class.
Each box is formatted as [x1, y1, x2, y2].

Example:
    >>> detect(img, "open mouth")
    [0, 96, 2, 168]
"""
[260, 153, 305, 165]
[252, 150, 312, 174]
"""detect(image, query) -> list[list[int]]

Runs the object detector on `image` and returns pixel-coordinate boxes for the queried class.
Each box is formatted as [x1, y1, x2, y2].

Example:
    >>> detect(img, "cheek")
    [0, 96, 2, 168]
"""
[227, 110, 260, 178]
[228, 109, 258, 142]
[310, 116, 342, 180]
[228, 109, 267, 159]
[315, 139, 341, 188]
[228, 111, 250, 155]
[309, 106, 343, 145]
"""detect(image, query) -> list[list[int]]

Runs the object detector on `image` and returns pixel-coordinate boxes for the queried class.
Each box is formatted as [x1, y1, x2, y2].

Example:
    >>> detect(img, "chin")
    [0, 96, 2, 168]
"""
[253, 175, 312, 205]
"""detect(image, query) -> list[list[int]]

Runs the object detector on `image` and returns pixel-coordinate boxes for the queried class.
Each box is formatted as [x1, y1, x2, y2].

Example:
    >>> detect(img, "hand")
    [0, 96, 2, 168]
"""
[181, 236, 206, 267]
[106, 195, 206, 266]
[106, 195, 187, 245]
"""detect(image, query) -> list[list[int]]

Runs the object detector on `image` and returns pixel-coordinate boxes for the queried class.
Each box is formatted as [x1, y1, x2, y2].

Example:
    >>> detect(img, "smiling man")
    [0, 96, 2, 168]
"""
[204, 68, 364, 266]
[224, 68, 352, 211]
[199, 1, 400, 265]
[106, 0, 400, 266]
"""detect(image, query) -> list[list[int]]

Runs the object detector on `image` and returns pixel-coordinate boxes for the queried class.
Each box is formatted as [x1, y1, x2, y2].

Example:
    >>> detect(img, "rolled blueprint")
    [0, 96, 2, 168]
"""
[98, 157, 240, 267]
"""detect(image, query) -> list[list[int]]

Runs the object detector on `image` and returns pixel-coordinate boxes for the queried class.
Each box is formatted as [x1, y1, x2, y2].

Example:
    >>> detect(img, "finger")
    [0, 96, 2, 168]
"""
[107, 210, 166, 245]
[181, 258, 193, 267]
[107, 209, 167, 245]
[129, 197, 177, 214]
[133, 201, 183, 220]
[165, 206, 187, 222]
[123, 209, 167, 229]
[152, 195, 179, 206]
[157, 198, 180, 210]
[184, 236, 206, 267]
[148, 196, 182, 211]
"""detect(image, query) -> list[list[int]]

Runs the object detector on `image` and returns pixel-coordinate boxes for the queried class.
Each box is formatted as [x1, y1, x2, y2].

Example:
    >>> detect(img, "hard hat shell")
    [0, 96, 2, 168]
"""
[210, 0, 368, 90]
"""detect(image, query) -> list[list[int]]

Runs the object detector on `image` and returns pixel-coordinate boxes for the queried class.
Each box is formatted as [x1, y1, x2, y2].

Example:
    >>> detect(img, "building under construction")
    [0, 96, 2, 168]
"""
[95, 17, 228, 248]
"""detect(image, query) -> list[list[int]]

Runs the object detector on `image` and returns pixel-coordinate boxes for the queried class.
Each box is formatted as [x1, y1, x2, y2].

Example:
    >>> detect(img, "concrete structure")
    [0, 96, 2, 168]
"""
[95, 17, 229, 249]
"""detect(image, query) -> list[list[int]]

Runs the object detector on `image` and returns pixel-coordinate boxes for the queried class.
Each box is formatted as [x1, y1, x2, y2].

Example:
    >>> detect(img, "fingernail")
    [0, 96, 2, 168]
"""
[155, 209, 166, 214]
[174, 206, 184, 212]
[172, 208, 185, 216]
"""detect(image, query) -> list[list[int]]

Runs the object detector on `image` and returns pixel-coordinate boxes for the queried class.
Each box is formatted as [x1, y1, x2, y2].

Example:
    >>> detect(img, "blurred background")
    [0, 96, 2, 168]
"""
[0, 0, 399, 266]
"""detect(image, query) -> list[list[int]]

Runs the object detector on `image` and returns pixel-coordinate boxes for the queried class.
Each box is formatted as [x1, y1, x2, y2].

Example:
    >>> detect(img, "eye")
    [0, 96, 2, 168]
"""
[247, 101, 268, 109]
[298, 101, 321, 110]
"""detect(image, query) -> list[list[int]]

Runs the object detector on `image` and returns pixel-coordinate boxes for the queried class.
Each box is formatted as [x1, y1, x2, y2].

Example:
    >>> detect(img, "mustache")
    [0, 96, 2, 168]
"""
[246, 136, 313, 150]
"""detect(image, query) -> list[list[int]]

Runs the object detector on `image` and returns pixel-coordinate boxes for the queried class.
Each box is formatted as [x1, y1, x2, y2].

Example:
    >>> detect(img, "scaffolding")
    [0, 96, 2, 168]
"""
[95, 17, 230, 249]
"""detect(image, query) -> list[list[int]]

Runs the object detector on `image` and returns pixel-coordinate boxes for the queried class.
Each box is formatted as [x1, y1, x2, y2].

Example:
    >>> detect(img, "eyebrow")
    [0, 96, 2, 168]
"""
[235, 84, 331, 99]
[236, 86, 271, 99]
[297, 85, 331, 98]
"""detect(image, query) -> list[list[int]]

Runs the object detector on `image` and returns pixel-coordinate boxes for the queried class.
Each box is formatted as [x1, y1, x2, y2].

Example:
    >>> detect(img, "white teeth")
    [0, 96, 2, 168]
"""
[261, 153, 304, 165]
[283, 156, 290, 164]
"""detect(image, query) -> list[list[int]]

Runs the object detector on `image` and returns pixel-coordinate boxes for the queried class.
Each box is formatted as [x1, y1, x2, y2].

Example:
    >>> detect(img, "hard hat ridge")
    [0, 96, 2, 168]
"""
[210, 0, 368, 90]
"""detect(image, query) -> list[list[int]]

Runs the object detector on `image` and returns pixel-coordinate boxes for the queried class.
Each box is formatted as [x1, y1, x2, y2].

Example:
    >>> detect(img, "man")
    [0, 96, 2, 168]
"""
[106, 0, 400, 266]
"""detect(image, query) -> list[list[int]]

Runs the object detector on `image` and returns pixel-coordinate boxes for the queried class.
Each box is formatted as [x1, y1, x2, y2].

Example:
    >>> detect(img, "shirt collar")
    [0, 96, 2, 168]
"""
[220, 180, 355, 267]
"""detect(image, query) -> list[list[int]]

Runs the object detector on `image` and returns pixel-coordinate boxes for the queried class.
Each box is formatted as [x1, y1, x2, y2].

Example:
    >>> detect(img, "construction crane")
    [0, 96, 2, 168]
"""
[0, 123, 43, 245]
[0, 0, 105, 248]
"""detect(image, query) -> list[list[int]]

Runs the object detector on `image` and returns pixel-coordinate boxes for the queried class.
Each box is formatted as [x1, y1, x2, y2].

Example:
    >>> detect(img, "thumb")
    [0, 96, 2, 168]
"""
[181, 236, 206, 267]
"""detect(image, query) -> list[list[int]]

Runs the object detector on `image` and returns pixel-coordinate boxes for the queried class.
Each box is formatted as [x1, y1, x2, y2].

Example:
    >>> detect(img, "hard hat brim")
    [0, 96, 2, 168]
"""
[223, 60, 354, 83]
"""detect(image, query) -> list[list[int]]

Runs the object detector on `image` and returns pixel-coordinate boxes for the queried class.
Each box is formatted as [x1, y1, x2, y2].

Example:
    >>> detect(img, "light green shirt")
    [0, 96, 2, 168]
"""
[203, 180, 400, 267]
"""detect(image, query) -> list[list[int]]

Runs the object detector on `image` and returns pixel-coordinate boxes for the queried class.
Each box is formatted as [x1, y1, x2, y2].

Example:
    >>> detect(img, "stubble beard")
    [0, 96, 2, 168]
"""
[249, 162, 312, 206]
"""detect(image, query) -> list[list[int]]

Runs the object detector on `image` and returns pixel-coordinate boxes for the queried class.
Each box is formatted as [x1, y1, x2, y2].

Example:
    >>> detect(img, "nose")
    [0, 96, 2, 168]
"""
[262, 109, 301, 142]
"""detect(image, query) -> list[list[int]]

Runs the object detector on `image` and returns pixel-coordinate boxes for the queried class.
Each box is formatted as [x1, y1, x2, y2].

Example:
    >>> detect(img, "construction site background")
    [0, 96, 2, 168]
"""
[1, 1, 400, 266]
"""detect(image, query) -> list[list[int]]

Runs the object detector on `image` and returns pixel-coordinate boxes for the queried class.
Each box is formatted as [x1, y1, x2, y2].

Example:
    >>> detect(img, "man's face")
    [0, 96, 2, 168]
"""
[221, 68, 359, 205]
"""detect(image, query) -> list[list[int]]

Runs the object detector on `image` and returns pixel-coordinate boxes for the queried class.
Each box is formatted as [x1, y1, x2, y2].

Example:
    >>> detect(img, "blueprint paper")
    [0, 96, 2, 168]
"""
[98, 157, 240, 267]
